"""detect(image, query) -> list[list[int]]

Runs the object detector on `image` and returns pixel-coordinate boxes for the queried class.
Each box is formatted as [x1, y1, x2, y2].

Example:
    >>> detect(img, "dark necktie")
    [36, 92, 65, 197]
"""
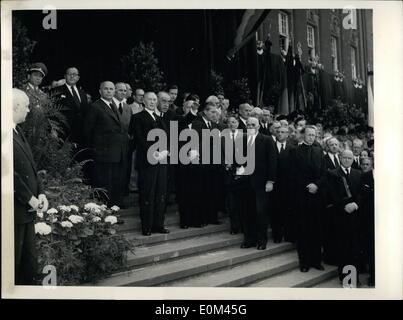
[280, 143, 285, 153]
[118, 102, 123, 114]
[334, 155, 340, 168]
[207, 121, 211, 129]
[110, 103, 119, 118]
[71, 86, 81, 105]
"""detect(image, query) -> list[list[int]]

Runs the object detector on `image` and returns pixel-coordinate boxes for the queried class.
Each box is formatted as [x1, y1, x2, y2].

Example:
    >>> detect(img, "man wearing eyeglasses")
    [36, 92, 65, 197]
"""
[52, 67, 89, 145]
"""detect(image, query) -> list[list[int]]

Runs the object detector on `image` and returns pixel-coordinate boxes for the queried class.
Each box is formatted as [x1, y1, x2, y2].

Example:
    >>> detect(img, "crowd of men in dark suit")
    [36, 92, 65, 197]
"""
[14, 62, 375, 287]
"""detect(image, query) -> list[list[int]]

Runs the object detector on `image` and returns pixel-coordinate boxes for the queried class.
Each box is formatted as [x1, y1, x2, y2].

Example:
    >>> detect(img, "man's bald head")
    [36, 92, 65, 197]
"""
[99, 81, 115, 101]
[13, 88, 30, 124]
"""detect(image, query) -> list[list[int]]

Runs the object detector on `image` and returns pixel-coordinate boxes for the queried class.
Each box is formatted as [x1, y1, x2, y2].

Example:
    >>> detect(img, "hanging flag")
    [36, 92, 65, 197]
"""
[367, 69, 374, 127]
[227, 9, 271, 60]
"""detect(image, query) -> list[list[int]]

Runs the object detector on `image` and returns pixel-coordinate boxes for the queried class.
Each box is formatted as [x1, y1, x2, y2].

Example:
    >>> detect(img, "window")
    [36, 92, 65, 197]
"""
[307, 25, 315, 57]
[331, 37, 338, 71]
[351, 46, 357, 78]
[278, 12, 289, 52]
[278, 12, 289, 37]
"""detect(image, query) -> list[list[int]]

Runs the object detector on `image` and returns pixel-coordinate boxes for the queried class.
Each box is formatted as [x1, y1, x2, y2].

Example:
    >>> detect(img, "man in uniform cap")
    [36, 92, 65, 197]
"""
[23, 62, 49, 109]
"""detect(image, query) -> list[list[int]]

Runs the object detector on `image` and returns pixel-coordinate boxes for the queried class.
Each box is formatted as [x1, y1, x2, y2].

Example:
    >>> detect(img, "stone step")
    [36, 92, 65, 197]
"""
[161, 250, 299, 287]
[313, 277, 342, 288]
[95, 242, 294, 287]
[123, 220, 232, 246]
[126, 231, 244, 268]
[248, 264, 338, 287]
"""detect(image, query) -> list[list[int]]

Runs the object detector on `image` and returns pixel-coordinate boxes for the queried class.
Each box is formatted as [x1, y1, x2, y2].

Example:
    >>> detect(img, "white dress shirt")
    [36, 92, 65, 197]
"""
[66, 84, 81, 102]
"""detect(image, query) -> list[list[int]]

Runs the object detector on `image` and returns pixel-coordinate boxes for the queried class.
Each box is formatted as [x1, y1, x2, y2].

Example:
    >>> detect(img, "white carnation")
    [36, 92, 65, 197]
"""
[92, 217, 101, 223]
[84, 203, 100, 211]
[37, 211, 44, 219]
[58, 205, 71, 212]
[47, 208, 58, 215]
[69, 205, 79, 212]
[111, 205, 120, 212]
[35, 222, 51, 235]
[68, 215, 84, 224]
[100, 204, 107, 210]
[61, 221, 73, 228]
[104, 215, 118, 225]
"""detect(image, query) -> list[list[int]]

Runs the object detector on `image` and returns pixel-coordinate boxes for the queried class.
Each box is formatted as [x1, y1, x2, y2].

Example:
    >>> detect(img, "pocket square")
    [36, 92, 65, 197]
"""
[61, 94, 66, 98]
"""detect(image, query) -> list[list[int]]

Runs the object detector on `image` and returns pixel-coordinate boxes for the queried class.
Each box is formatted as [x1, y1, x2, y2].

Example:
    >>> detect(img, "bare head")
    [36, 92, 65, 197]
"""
[143, 92, 158, 111]
[239, 103, 252, 120]
[13, 88, 30, 125]
[114, 82, 127, 101]
[340, 149, 354, 169]
[99, 81, 115, 101]
[326, 137, 340, 155]
[157, 91, 171, 113]
[302, 125, 317, 145]
[65, 67, 80, 86]
[246, 116, 260, 135]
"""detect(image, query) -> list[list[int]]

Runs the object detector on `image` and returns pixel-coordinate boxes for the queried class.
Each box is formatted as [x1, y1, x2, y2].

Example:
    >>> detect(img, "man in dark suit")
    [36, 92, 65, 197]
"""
[13, 88, 49, 285]
[291, 125, 326, 272]
[325, 150, 363, 284]
[271, 125, 296, 243]
[240, 117, 277, 250]
[322, 137, 341, 265]
[268, 121, 281, 143]
[83, 81, 128, 207]
[237, 103, 252, 132]
[259, 107, 272, 136]
[51, 67, 89, 145]
[189, 103, 222, 227]
[176, 100, 199, 228]
[359, 163, 375, 286]
[352, 139, 364, 169]
[130, 92, 170, 236]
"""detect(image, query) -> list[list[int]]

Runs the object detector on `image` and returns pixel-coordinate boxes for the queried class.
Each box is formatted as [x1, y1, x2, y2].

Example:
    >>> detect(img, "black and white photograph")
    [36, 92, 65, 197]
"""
[1, 0, 402, 300]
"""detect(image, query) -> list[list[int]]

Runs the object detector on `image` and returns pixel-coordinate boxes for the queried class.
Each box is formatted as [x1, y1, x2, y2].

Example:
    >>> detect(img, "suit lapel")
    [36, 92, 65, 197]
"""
[100, 100, 121, 125]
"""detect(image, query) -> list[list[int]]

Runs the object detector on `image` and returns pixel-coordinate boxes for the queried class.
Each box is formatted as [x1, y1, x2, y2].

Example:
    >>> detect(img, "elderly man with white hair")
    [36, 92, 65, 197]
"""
[324, 149, 364, 284]
[13, 88, 49, 285]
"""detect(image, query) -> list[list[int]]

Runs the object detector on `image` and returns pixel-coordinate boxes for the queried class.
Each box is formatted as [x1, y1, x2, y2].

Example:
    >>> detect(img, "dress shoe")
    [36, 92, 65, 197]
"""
[273, 238, 282, 244]
[240, 242, 256, 249]
[300, 266, 310, 272]
[257, 244, 267, 250]
[180, 225, 189, 229]
[230, 230, 239, 235]
[142, 230, 152, 236]
[312, 264, 325, 271]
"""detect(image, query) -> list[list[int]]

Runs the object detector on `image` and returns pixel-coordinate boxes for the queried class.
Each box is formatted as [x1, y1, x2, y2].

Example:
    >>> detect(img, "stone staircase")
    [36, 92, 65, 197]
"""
[94, 199, 339, 287]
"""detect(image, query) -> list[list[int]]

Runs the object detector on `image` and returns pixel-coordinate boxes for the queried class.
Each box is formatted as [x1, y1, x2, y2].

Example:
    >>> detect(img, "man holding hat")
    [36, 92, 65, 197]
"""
[23, 62, 49, 109]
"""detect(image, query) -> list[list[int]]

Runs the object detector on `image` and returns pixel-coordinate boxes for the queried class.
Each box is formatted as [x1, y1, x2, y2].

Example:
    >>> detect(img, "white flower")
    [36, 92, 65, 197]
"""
[37, 211, 44, 219]
[35, 222, 52, 235]
[58, 205, 71, 212]
[61, 221, 73, 228]
[104, 215, 118, 225]
[82, 212, 88, 216]
[47, 208, 58, 215]
[84, 203, 100, 211]
[100, 204, 107, 210]
[68, 215, 84, 224]
[69, 205, 79, 212]
[92, 217, 101, 223]
[111, 205, 120, 212]
[51, 217, 58, 223]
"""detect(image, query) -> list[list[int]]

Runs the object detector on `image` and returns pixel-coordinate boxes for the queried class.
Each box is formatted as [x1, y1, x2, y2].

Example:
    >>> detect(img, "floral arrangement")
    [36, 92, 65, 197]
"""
[352, 77, 364, 89]
[35, 203, 134, 285]
[334, 70, 345, 82]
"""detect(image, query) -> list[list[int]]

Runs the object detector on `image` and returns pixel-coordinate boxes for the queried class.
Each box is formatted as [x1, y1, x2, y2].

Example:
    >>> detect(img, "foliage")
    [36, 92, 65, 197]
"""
[225, 78, 251, 111]
[20, 97, 69, 171]
[12, 17, 37, 88]
[210, 70, 224, 96]
[35, 204, 134, 285]
[319, 99, 366, 128]
[120, 42, 166, 92]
